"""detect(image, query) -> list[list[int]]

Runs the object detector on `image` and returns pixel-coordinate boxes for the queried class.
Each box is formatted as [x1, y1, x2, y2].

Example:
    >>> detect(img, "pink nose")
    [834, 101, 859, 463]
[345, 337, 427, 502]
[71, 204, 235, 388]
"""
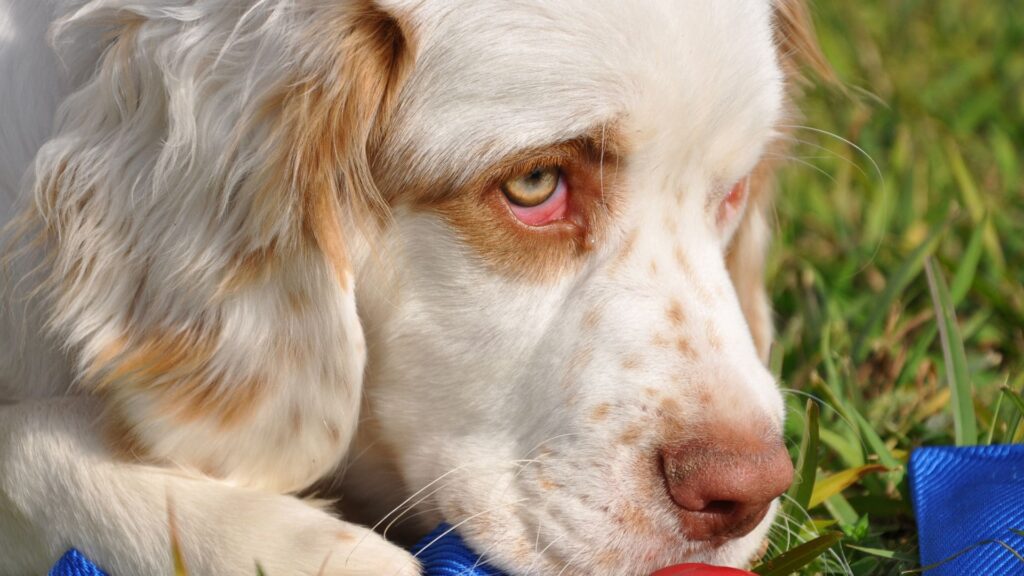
[659, 425, 793, 544]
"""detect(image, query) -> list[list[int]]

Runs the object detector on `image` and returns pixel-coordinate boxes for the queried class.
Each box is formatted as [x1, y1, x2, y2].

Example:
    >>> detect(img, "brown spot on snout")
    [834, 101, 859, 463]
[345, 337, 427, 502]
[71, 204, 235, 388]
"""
[620, 353, 642, 371]
[539, 477, 563, 491]
[618, 424, 644, 446]
[609, 229, 638, 273]
[706, 319, 723, 351]
[675, 336, 697, 360]
[659, 396, 682, 417]
[590, 403, 612, 422]
[666, 298, 685, 327]
[582, 307, 602, 331]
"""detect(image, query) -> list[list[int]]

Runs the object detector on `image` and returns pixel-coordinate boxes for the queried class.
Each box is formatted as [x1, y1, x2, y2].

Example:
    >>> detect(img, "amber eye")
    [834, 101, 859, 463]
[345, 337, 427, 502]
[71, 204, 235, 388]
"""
[501, 167, 561, 207]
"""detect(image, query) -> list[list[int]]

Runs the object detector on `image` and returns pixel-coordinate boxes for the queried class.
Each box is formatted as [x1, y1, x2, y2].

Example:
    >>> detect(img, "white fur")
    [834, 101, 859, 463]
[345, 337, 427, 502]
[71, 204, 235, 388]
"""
[0, 1, 793, 574]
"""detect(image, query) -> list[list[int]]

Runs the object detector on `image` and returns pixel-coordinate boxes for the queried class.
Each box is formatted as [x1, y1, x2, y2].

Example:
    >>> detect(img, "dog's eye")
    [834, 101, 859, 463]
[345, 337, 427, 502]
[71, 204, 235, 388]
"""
[501, 167, 569, 226]
[502, 167, 561, 207]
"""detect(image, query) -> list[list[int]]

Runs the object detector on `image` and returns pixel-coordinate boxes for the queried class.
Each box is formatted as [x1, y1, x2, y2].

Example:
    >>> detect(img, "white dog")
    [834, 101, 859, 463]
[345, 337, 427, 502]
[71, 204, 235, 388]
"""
[0, 1, 830, 574]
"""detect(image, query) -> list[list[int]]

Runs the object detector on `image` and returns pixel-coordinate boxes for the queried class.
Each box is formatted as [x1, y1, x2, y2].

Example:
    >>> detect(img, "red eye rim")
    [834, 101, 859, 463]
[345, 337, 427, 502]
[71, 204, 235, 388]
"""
[717, 178, 748, 226]
[505, 171, 569, 227]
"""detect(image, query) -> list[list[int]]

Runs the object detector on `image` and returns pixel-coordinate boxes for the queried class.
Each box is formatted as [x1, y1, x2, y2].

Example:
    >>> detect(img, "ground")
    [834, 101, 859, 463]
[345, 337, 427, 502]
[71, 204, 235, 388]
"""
[763, 1, 1024, 573]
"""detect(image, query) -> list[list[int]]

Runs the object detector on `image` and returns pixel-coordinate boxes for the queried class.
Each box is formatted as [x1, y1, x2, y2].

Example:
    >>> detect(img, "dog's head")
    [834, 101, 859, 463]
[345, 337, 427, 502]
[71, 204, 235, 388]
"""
[31, 0, 829, 573]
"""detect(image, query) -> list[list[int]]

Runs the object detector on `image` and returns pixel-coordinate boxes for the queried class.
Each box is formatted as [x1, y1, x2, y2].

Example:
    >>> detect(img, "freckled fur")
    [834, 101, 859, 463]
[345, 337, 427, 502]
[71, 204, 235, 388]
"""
[0, 0, 828, 574]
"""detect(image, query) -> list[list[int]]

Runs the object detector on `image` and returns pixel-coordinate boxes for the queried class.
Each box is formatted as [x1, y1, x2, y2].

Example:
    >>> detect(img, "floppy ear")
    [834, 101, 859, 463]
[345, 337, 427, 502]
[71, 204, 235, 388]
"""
[29, 1, 412, 492]
[728, 0, 834, 362]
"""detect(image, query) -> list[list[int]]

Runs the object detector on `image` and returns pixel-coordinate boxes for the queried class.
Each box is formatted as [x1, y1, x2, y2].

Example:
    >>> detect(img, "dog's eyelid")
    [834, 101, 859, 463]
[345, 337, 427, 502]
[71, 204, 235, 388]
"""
[709, 175, 748, 206]
[488, 132, 622, 188]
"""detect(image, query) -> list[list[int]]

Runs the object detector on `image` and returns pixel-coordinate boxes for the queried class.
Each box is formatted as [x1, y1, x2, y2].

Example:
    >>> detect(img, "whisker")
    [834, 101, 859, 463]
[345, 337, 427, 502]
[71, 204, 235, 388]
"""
[778, 133, 875, 181]
[524, 533, 566, 576]
[553, 544, 589, 576]
[412, 499, 529, 560]
[778, 388, 872, 457]
[779, 123, 890, 277]
[764, 152, 839, 184]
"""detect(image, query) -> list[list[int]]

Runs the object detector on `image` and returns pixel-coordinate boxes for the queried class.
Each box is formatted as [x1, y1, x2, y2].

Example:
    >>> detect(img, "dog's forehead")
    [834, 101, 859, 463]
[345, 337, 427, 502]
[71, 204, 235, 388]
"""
[383, 0, 783, 186]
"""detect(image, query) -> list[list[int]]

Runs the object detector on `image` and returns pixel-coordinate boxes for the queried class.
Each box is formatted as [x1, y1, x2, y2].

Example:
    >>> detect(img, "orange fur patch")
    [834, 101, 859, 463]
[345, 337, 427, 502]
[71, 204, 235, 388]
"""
[590, 403, 612, 422]
[666, 298, 685, 327]
[617, 424, 644, 446]
[418, 126, 628, 283]
[94, 331, 268, 430]
[674, 335, 697, 360]
[620, 353, 642, 371]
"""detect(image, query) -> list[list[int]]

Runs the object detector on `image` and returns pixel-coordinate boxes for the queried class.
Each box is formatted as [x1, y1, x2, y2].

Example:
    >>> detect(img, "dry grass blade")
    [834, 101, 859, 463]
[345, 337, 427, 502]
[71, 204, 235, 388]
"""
[809, 464, 889, 509]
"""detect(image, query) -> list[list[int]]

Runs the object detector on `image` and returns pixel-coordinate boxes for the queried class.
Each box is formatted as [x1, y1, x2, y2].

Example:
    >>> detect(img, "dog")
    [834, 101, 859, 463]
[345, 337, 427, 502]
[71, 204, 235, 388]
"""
[0, 1, 832, 574]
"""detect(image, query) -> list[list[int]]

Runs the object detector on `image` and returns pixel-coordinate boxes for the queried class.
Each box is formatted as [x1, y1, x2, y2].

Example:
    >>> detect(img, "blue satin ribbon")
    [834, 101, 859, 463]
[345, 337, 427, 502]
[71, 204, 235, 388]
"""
[909, 444, 1024, 575]
[410, 523, 506, 576]
[49, 548, 109, 576]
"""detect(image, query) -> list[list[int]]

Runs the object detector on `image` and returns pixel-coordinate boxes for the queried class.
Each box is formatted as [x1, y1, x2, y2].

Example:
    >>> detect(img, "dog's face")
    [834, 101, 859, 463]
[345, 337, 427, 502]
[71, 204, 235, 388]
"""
[353, 1, 792, 572]
[27, 0, 821, 573]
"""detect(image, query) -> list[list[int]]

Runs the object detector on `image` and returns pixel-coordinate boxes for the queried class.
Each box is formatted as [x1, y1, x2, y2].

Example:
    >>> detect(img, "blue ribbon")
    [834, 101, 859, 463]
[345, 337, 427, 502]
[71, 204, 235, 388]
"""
[49, 548, 109, 576]
[910, 444, 1024, 575]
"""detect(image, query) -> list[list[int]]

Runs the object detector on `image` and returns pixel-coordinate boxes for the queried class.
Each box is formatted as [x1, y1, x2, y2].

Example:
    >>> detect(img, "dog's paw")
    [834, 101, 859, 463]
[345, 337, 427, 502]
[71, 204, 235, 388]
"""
[173, 484, 420, 576]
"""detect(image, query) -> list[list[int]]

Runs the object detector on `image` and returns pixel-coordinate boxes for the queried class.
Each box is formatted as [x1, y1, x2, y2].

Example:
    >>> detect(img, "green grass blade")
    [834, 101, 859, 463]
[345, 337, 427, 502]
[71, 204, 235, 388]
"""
[846, 544, 916, 562]
[950, 215, 987, 305]
[925, 257, 978, 446]
[945, 138, 1005, 274]
[1001, 387, 1024, 444]
[986, 390, 1006, 446]
[851, 409, 903, 483]
[1002, 387, 1024, 416]
[787, 400, 820, 514]
[819, 427, 865, 469]
[823, 492, 859, 527]
[752, 532, 843, 576]
[853, 219, 947, 362]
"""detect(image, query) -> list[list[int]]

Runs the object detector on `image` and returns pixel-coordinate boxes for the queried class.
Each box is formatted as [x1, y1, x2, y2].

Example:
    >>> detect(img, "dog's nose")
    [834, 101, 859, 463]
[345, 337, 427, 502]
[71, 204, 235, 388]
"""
[659, 425, 793, 544]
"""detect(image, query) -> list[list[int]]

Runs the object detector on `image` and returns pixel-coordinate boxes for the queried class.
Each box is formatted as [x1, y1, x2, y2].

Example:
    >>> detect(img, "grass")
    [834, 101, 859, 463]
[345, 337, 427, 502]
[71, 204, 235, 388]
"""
[759, 0, 1024, 573]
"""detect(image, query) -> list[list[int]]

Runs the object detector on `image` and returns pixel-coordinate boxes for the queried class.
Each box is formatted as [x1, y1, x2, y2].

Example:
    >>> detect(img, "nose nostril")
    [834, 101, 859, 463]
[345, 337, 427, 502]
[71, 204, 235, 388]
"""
[701, 500, 737, 516]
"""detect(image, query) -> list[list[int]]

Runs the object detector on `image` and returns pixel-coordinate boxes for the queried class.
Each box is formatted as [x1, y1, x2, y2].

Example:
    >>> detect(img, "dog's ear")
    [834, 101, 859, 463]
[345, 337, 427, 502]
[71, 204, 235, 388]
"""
[28, 1, 412, 491]
[728, 0, 835, 362]
[771, 0, 837, 88]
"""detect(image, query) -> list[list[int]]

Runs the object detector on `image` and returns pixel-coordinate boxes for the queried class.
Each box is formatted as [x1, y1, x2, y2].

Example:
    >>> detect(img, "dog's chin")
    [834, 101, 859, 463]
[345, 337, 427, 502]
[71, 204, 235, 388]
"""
[427, 474, 778, 576]
[455, 514, 774, 576]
